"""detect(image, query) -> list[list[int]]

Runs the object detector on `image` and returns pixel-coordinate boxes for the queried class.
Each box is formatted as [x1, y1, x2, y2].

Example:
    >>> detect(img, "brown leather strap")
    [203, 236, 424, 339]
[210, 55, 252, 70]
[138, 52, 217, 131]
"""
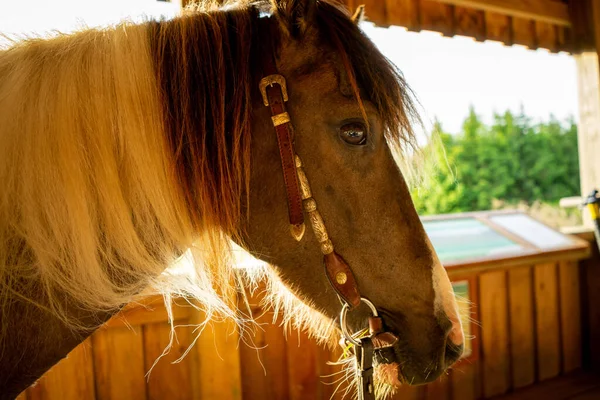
[369, 316, 399, 351]
[265, 85, 304, 228]
[324, 252, 361, 308]
[368, 316, 383, 335]
[260, 27, 305, 233]
[357, 337, 376, 400]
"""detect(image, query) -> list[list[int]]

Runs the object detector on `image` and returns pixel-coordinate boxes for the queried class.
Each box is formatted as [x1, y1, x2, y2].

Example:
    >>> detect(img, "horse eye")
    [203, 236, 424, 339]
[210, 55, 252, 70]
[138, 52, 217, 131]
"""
[339, 122, 367, 145]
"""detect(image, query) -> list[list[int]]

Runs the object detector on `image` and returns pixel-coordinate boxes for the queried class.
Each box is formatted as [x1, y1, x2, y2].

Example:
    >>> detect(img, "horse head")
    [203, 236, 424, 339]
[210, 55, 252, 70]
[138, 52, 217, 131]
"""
[242, 0, 464, 387]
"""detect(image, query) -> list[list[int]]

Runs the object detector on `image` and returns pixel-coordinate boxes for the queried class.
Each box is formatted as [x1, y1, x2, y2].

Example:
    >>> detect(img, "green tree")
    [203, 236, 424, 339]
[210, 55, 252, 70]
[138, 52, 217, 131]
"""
[411, 107, 580, 215]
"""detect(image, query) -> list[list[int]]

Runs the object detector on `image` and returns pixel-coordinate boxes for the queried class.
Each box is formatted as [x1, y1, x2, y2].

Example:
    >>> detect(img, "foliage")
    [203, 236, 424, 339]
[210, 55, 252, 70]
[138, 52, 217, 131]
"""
[412, 107, 580, 216]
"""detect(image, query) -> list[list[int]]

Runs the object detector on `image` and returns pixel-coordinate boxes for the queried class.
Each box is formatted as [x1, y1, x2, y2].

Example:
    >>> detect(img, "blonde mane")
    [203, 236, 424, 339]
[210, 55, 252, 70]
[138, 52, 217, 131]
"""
[0, 8, 246, 334]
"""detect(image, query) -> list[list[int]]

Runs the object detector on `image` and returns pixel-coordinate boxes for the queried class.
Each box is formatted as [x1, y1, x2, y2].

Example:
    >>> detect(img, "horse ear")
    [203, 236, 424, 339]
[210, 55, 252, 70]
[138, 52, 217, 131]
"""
[271, 0, 317, 38]
[351, 5, 365, 24]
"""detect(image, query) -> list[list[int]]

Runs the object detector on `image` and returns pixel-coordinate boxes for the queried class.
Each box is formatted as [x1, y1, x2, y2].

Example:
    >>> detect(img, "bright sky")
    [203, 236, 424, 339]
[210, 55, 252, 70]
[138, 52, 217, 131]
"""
[0, 0, 579, 136]
[362, 23, 579, 134]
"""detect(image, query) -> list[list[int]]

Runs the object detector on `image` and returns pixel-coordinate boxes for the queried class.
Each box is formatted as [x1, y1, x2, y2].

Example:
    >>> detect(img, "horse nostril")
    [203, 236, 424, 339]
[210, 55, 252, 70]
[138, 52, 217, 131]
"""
[444, 341, 464, 368]
[438, 313, 453, 335]
[441, 314, 464, 368]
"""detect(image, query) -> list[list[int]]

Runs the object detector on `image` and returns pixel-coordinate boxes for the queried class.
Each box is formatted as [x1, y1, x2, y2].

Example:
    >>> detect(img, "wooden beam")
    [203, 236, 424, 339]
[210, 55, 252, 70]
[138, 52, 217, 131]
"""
[569, 0, 596, 53]
[454, 6, 486, 41]
[420, 0, 455, 36]
[386, 0, 420, 31]
[484, 11, 512, 44]
[429, 0, 571, 26]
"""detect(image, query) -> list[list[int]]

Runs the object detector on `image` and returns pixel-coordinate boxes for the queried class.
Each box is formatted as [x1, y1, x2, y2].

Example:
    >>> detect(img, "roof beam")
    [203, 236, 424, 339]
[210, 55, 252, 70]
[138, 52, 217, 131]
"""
[429, 0, 571, 26]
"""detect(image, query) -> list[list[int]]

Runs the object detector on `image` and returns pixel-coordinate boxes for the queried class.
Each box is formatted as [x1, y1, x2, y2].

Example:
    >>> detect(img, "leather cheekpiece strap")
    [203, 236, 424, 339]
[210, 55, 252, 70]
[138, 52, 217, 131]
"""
[264, 84, 305, 228]
[324, 251, 361, 308]
[260, 22, 305, 233]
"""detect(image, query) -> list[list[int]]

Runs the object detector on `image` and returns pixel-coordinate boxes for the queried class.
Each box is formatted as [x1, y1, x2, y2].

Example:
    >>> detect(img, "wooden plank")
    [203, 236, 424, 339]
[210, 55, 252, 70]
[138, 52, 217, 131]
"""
[559, 260, 582, 373]
[534, 263, 561, 381]
[420, 0, 454, 36]
[323, 345, 353, 400]
[189, 315, 242, 400]
[479, 270, 510, 398]
[287, 329, 320, 400]
[570, 386, 600, 400]
[390, 384, 422, 400]
[143, 323, 193, 400]
[453, 6, 485, 41]
[493, 370, 600, 400]
[239, 321, 268, 400]
[485, 11, 512, 44]
[92, 326, 147, 400]
[429, 0, 570, 26]
[239, 311, 289, 400]
[512, 17, 537, 48]
[317, 343, 342, 400]
[450, 363, 477, 400]
[580, 236, 600, 367]
[508, 266, 535, 389]
[386, 0, 420, 31]
[26, 338, 95, 400]
[424, 375, 450, 400]
[535, 21, 558, 52]
[104, 296, 193, 328]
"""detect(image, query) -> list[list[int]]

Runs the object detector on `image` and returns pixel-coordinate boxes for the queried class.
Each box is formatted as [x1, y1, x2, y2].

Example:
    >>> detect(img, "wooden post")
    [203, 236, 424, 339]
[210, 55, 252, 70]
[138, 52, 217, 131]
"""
[573, 0, 600, 227]
[575, 52, 600, 227]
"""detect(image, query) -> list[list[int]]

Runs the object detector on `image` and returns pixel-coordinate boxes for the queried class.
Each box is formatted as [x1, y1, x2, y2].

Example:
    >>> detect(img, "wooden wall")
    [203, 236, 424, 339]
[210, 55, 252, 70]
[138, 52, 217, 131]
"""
[475, 261, 582, 397]
[16, 295, 346, 400]
[17, 255, 590, 400]
[384, 260, 584, 400]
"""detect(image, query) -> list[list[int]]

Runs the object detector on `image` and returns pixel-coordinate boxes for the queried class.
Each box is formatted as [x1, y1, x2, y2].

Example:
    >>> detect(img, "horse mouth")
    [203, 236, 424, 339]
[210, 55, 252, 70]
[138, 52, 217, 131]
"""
[366, 308, 464, 388]
[372, 336, 464, 387]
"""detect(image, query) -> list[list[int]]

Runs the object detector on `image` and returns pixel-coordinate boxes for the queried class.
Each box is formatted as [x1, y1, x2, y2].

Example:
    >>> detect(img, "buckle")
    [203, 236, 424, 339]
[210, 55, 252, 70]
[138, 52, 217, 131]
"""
[259, 74, 288, 106]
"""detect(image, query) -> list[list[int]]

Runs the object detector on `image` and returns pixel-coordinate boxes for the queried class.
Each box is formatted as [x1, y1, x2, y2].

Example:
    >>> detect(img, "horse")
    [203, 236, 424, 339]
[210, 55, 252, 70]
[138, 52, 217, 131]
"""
[0, 0, 464, 398]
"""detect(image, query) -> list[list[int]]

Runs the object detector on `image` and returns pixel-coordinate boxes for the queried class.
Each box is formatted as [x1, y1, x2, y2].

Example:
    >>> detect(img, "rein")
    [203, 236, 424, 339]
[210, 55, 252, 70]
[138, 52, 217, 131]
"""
[258, 17, 399, 400]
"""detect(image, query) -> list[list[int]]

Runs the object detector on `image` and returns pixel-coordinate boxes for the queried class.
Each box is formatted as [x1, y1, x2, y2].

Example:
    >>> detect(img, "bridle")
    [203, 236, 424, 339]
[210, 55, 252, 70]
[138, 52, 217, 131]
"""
[258, 16, 399, 400]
